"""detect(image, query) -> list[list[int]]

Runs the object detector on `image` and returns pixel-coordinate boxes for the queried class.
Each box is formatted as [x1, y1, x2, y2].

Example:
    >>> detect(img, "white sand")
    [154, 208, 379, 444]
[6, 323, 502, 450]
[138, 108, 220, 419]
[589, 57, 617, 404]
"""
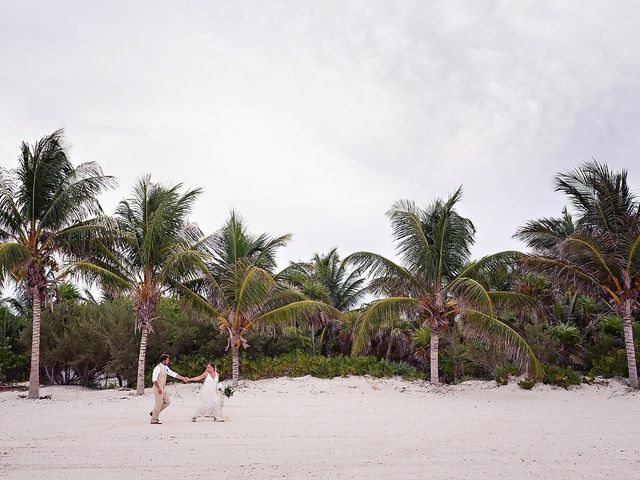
[1, 376, 639, 479]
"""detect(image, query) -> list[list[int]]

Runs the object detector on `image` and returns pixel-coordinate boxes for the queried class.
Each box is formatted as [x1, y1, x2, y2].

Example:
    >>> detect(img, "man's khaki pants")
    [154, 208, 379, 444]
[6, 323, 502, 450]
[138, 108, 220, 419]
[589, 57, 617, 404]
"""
[151, 388, 171, 422]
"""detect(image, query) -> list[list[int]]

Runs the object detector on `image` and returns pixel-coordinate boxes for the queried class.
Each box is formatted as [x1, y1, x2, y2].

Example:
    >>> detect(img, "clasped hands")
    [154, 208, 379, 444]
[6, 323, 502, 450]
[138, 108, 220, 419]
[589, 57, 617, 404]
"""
[182, 376, 191, 383]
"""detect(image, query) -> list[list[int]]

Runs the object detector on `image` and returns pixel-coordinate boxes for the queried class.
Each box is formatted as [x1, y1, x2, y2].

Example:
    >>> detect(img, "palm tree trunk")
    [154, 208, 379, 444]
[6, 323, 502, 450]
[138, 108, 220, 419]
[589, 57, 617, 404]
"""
[430, 325, 439, 385]
[231, 344, 240, 387]
[310, 323, 316, 355]
[622, 299, 638, 388]
[28, 289, 42, 400]
[385, 338, 392, 360]
[135, 323, 149, 394]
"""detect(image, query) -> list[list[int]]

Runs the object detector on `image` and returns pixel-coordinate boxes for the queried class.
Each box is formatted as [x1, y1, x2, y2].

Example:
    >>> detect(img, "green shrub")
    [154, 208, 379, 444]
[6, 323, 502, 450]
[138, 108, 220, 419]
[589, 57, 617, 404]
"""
[171, 353, 424, 382]
[517, 379, 535, 390]
[600, 315, 623, 336]
[494, 363, 519, 386]
[0, 343, 28, 382]
[542, 364, 581, 388]
[589, 349, 629, 378]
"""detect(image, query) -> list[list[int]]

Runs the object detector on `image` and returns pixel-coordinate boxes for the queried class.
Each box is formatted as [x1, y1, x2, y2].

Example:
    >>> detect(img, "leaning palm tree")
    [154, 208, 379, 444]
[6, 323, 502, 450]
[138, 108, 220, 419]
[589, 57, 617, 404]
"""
[347, 188, 541, 384]
[75, 176, 208, 394]
[0, 130, 114, 398]
[516, 161, 640, 388]
[180, 213, 342, 386]
[280, 248, 367, 354]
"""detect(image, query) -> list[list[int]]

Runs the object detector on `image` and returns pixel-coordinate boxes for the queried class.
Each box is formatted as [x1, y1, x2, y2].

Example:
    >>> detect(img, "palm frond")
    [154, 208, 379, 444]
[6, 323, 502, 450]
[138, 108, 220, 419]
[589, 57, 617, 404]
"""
[515, 209, 576, 252]
[555, 160, 636, 233]
[429, 187, 475, 283]
[252, 300, 342, 330]
[228, 264, 276, 321]
[37, 162, 116, 232]
[345, 251, 421, 294]
[627, 232, 640, 274]
[486, 291, 542, 316]
[386, 199, 436, 277]
[0, 243, 30, 280]
[561, 234, 621, 290]
[447, 277, 495, 315]
[457, 251, 525, 280]
[173, 281, 220, 317]
[520, 255, 603, 298]
[460, 309, 542, 379]
[65, 261, 131, 290]
[352, 297, 419, 354]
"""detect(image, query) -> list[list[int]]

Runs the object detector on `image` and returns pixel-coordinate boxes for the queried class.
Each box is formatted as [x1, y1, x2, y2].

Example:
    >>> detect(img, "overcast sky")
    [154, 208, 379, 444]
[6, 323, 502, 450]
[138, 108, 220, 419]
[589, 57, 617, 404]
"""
[1, 1, 639, 267]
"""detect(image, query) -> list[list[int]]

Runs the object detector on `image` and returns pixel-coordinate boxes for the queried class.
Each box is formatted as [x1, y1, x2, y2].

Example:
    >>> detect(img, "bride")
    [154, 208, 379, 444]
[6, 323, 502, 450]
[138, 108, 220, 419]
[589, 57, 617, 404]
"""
[188, 364, 226, 422]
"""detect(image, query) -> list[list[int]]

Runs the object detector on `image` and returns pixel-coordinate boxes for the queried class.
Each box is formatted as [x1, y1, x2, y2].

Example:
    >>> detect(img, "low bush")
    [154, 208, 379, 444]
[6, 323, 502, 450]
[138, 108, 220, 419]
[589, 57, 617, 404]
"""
[542, 364, 581, 388]
[517, 379, 535, 390]
[589, 349, 629, 378]
[170, 353, 424, 382]
[494, 363, 519, 386]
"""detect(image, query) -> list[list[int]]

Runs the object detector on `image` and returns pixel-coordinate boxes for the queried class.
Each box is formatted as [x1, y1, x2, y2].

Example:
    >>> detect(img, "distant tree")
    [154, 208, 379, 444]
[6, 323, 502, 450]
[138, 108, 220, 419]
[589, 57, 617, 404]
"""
[280, 248, 366, 354]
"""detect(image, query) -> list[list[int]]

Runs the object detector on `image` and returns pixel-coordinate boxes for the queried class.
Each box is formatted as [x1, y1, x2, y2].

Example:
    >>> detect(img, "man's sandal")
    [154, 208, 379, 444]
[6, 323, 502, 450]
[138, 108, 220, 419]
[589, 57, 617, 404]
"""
[150, 420, 162, 424]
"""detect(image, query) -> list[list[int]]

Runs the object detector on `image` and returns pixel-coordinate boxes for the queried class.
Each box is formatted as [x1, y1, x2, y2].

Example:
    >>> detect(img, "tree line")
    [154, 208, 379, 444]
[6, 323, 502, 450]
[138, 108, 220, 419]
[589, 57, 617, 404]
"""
[1, 130, 638, 397]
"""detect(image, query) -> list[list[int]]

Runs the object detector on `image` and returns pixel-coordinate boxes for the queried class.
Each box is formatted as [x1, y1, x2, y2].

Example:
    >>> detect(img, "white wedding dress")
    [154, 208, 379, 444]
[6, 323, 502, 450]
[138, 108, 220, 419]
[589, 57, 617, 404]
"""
[194, 372, 224, 419]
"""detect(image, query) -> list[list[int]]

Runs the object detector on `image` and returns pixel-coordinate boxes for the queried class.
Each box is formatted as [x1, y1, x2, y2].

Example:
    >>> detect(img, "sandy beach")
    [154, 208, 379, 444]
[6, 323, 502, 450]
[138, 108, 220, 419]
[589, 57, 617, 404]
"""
[1, 376, 639, 480]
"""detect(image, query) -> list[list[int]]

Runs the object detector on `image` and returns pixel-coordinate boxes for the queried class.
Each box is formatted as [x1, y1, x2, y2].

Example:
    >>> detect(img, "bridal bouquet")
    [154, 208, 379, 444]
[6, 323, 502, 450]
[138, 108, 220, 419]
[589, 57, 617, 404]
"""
[223, 385, 234, 398]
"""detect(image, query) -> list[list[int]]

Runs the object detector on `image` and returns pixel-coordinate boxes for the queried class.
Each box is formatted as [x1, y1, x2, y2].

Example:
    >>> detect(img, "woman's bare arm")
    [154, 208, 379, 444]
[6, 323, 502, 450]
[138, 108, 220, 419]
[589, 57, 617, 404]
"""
[188, 370, 208, 382]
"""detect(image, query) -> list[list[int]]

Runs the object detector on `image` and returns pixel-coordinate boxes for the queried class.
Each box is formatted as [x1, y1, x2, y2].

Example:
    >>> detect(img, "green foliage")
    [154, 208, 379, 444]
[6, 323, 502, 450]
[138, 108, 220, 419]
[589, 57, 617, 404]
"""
[171, 353, 424, 381]
[0, 343, 27, 382]
[600, 315, 623, 336]
[586, 318, 639, 379]
[279, 249, 366, 355]
[589, 349, 629, 378]
[281, 248, 367, 312]
[517, 378, 536, 390]
[548, 323, 581, 347]
[36, 301, 125, 387]
[438, 341, 488, 384]
[542, 365, 582, 388]
[0, 304, 28, 381]
[22, 297, 220, 388]
[494, 363, 519, 386]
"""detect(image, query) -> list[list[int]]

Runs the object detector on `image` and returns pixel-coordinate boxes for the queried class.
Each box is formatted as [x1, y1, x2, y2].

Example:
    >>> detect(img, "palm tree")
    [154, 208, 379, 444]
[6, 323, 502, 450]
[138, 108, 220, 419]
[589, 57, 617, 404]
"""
[181, 213, 342, 386]
[280, 248, 366, 354]
[76, 176, 208, 394]
[516, 161, 640, 388]
[347, 188, 541, 384]
[0, 130, 114, 398]
[374, 316, 412, 360]
[52, 281, 87, 305]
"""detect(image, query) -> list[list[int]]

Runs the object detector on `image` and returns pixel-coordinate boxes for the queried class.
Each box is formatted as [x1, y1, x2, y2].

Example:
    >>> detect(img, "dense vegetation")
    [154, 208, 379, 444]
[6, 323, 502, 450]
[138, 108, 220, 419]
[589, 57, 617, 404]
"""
[1, 131, 638, 392]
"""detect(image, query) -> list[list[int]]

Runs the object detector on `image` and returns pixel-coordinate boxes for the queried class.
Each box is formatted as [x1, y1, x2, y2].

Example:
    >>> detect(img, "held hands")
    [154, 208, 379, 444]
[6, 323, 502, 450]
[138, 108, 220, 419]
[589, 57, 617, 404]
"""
[182, 376, 190, 383]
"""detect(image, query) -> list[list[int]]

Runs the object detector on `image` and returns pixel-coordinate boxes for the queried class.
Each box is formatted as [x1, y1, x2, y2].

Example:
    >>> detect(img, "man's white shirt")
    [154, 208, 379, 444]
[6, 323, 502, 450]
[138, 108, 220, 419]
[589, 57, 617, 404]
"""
[152, 364, 178, 382]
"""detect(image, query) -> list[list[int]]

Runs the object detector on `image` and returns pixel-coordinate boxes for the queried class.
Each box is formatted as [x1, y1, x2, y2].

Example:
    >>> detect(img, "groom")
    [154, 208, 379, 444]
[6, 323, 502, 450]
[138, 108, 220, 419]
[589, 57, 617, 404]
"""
[150, 354, 189, 425]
